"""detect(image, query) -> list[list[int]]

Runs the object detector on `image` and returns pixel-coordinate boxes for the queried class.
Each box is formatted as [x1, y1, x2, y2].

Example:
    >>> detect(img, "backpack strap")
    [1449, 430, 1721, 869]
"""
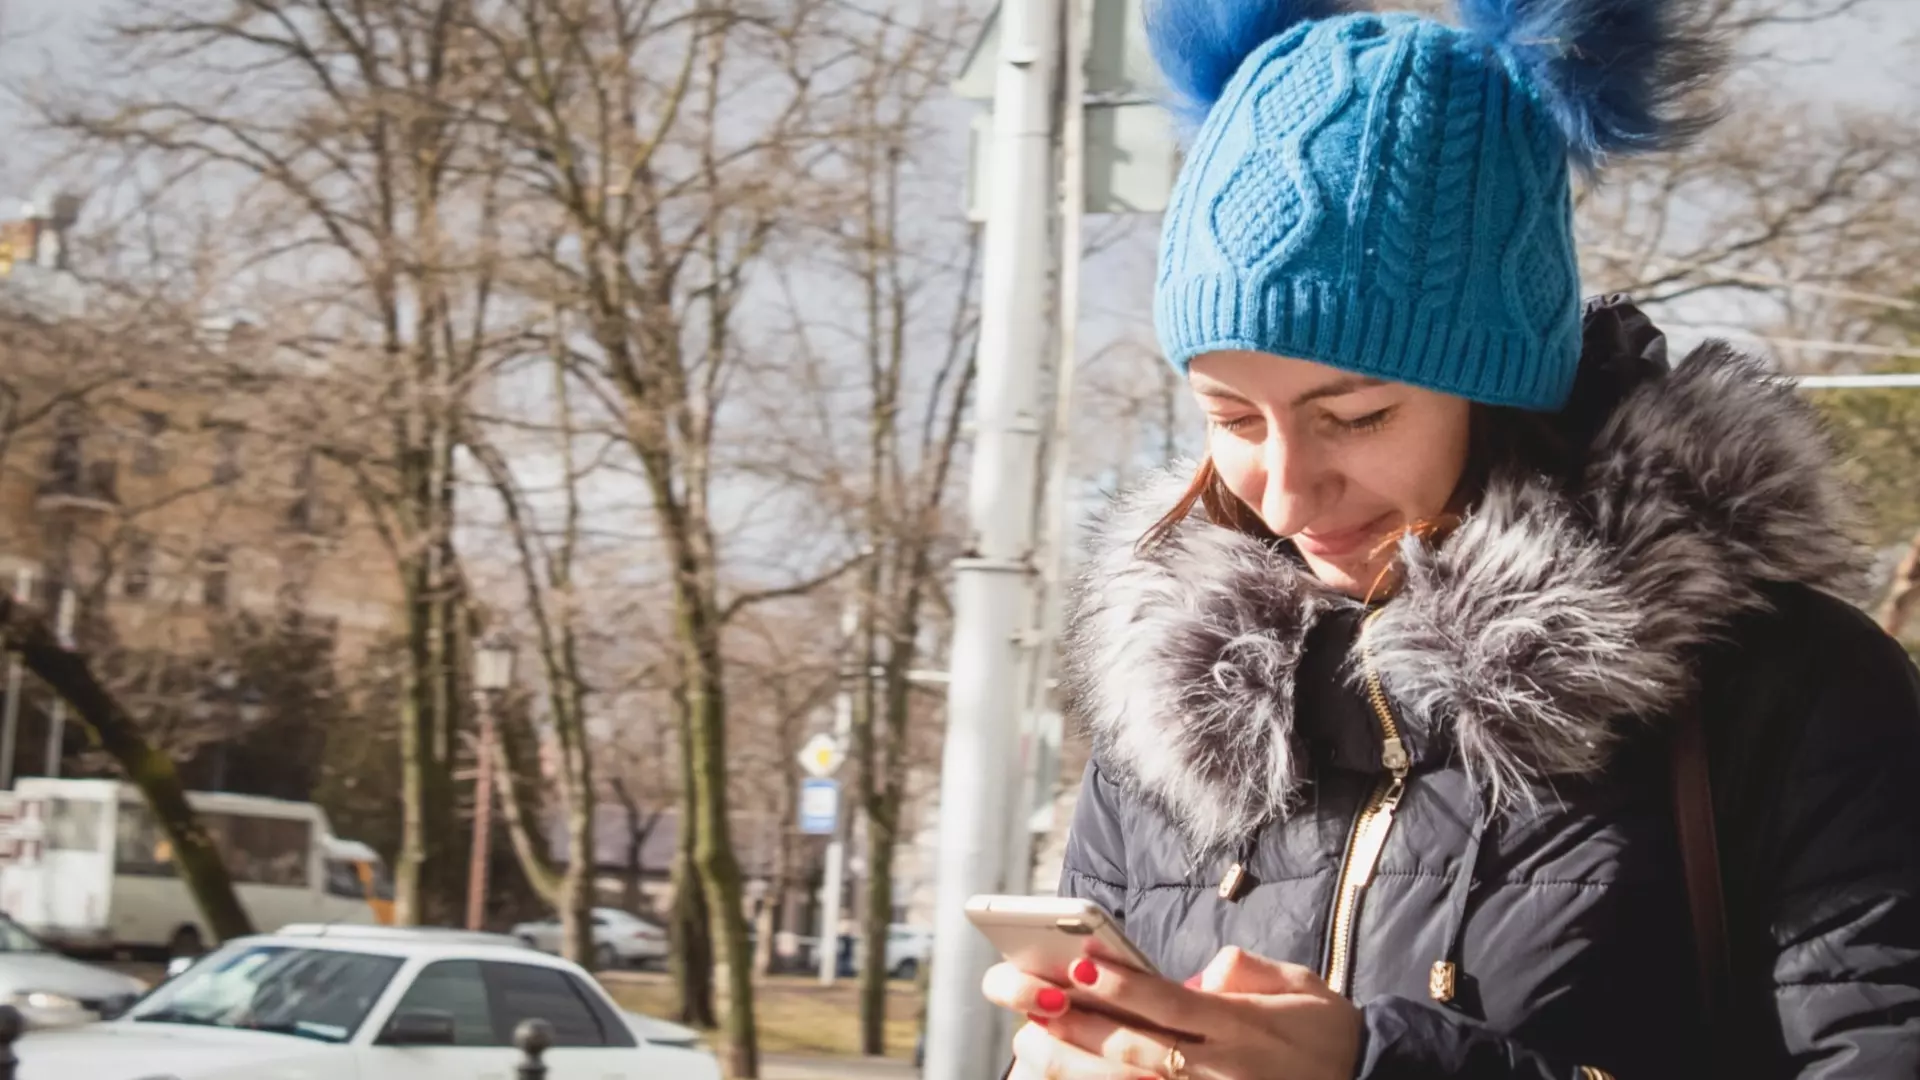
[1671, 698, 1733, 1052]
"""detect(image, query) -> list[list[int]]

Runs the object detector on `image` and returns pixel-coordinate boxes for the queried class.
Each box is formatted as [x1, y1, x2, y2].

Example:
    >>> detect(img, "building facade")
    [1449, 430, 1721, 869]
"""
[0, 195, 405, 783]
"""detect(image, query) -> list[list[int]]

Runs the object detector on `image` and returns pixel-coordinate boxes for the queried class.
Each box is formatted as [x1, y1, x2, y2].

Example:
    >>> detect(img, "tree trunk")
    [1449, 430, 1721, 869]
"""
[612, 784, 662, 920]
[752, 895, 777, 977]
[395, 652, 428, 926]
[483, 697, 566, 904]
[669, 815, 718, 1027]
[686, 655, 758, 1078]
[1879, 526, 1920, 637]
[560, 881, 593, 967]
[394, 554, 459, 925]
[669, 682, 718, 1027]
[857, 826, 897, 1055]
[561, 775, 595, 965]
[613, 778, 646, 915]
[857, 637, 918, 1057]
[0, 597, 253, 941]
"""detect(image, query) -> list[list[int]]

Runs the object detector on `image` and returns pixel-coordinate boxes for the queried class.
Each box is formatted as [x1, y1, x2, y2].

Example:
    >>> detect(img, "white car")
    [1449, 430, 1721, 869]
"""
[883, 924, 933, 981]
[16, 924, 719, 1080]
[0, 914, 146, 1028]
[511, 907, 669, 971]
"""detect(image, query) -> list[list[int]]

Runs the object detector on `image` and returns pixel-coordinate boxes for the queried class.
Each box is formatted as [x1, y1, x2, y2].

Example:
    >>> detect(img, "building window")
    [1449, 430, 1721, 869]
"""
[213, 427, 242, 485]
[201, 550, 230, 609]
[123, 534, 153, 599]
[134, 411, 168, 476]
[45, 410, 83, 491]
[288, 452, 323, 534]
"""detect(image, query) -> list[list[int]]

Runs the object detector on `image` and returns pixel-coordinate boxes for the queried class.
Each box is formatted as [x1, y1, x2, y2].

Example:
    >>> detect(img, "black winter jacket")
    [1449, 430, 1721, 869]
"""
[1056, 300, 1920, 1078]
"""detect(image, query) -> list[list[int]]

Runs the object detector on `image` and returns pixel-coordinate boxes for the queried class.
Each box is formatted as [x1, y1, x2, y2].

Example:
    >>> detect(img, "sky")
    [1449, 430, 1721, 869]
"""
[4, 0, 1917, 514]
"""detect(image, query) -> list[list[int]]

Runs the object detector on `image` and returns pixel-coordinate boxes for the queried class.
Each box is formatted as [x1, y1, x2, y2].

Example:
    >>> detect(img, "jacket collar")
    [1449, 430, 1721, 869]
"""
[1062, 308, 1863, 855]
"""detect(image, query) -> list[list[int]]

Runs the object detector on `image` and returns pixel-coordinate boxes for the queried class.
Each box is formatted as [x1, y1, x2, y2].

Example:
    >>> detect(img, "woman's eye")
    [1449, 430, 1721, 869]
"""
[1332, 407, 1394, 433]
[1213, 415, 1261, 434]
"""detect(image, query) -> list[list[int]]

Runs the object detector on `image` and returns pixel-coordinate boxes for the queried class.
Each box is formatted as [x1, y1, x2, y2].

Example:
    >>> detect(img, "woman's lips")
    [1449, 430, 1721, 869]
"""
[1293, 513, 1392, 558]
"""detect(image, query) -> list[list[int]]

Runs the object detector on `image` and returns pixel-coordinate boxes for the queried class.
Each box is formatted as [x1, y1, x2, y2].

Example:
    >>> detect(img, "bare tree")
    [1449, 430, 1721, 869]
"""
[738, 1, 983, 1049]
[463, 347, 607, 964]
[723, 599, 840, 976]
[37, 0, 530, 925]
[457, 2, 883, 1071]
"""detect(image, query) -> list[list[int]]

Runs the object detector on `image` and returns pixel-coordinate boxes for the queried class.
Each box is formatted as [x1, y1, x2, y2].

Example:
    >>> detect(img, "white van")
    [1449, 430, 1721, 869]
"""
[0, 778, 380, 956]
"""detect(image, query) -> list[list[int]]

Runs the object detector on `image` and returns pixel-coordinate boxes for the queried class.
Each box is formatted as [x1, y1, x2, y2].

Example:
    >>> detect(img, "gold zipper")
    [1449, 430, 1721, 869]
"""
[1323, 611, 1412, 997]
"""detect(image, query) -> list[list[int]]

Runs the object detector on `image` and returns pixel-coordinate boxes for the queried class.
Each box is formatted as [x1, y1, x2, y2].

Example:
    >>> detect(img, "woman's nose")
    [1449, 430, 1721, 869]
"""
[1259, 436, 1321, 537]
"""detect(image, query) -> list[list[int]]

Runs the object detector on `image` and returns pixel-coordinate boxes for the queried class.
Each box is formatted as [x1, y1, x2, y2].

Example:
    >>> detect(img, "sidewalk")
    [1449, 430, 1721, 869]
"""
[762, 1053, 918, 1079]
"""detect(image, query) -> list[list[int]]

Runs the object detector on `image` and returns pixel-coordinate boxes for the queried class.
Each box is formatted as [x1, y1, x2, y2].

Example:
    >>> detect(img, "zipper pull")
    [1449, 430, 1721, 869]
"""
[1349, 801, 1399, 889]
[1377, 775, 1406, 815]
[1382, 735, 1409, 776]
[1217, 861, 1249, 902]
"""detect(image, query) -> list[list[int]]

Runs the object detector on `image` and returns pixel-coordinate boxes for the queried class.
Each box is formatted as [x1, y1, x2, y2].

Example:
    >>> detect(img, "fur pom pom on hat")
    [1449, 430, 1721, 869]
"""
[1147, 0, 1722, 410]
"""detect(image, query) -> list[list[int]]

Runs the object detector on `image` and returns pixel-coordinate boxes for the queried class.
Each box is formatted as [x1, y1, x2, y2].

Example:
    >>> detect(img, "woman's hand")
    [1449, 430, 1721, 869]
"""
[983, 948, 1361, 1079]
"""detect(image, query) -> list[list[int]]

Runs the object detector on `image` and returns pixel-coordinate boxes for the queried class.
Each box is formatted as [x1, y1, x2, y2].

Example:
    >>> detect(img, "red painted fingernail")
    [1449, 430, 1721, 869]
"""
[1070, 959, 1098, 986]
[1035, 986, 1067, 1014]
[1184, 974, 1202, 989]
[1027, 1013, 1050, 1028]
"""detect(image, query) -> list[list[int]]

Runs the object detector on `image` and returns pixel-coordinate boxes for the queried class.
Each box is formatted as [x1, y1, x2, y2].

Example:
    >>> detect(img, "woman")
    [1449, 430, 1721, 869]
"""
[982, 1, 1920, 1077]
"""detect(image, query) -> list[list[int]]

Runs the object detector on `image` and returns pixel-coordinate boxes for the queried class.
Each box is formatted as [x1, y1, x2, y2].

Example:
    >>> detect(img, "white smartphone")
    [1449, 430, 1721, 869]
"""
[965, 894, 1159, 978]
[966, 894, 1202, 1042]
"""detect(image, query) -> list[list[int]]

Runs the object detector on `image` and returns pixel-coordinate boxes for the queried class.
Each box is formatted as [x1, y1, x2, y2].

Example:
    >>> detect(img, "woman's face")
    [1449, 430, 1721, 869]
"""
[1189, 349, 1473, 597]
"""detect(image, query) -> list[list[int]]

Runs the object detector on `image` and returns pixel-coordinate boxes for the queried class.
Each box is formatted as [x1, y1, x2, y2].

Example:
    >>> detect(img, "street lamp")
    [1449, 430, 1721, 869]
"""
[474, 634, 517, 695]
[467, 632, 515, 931]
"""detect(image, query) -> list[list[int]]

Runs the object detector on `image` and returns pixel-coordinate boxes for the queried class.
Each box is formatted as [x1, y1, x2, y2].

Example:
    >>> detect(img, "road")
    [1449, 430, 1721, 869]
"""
[764, 1055, 918, 1079]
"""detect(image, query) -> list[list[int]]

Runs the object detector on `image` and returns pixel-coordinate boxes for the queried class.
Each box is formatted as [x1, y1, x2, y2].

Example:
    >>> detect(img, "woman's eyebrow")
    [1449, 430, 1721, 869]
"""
[1189, 377, 1254, 403]
[1189, 372, 1386, 405]
[1291, 374, 1386, 407]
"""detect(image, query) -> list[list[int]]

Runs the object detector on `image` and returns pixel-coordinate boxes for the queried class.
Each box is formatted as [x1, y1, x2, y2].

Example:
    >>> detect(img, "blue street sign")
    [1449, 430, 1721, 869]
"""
[799, 778, 839, 836]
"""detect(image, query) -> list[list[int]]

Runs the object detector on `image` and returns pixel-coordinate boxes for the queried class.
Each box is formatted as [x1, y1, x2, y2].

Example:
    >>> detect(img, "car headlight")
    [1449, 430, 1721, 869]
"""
[8, 991, 85, 1011]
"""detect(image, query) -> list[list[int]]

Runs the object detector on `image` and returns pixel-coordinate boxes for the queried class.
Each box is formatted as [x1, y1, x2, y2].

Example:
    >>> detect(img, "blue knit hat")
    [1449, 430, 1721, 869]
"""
[1148, 0, 1719, 410]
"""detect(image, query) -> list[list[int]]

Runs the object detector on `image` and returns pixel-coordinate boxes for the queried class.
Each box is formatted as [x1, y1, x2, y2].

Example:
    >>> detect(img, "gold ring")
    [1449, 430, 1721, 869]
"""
[1161, 1042, 1190, 1080]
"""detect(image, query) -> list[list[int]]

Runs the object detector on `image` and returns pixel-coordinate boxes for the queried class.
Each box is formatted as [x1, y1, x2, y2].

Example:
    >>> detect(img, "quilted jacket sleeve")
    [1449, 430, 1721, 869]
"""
[1758, 612, 1920, 1072]
[1352, 996, 1612, 1079]
[1354, 602, 1920, 1079]
[1057, 760, 1130, 925]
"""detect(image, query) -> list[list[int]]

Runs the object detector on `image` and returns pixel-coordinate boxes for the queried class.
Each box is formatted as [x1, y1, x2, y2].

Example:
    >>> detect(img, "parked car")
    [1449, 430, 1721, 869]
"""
[845, 924, 934, 980]
[0, 914, 146, 1029]
[883, 924, 933, 981]
[16, 925, 721, 1079]
[511, 907, 669, 971]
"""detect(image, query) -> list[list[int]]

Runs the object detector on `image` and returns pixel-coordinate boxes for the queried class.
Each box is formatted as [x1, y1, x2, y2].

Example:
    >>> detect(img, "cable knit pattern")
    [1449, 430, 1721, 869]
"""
[1155, 12, 1583, 410]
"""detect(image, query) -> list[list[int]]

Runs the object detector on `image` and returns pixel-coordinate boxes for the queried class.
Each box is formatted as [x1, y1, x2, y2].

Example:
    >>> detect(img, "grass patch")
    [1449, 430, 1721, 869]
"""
[601, 972, 922, 1058]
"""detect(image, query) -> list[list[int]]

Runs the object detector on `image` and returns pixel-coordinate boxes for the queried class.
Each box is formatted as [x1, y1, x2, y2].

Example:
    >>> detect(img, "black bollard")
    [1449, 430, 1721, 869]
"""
[514, 1018, 553, 1080]
[0, 1003, 22, 1080]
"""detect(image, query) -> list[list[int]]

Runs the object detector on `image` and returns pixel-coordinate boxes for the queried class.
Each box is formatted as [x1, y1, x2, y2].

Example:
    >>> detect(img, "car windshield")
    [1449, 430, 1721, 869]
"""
[0, 916, 48, 954]
[127, 944, 401, 1043]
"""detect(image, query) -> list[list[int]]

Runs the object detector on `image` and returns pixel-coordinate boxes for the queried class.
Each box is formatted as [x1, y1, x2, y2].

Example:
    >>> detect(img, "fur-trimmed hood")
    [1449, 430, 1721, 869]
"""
[1062, 334, 1865, 856]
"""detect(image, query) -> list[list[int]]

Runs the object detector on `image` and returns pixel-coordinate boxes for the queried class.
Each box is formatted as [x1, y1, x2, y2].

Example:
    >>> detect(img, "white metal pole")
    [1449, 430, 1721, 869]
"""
[43, 587, 75, 780]
[923, 0, 1059, 1070]
[1792, 374, 1920, 389]
[0, 570, 33, 790]
[817, 594, 860, 986]
[1001, 0, 1092, 906]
